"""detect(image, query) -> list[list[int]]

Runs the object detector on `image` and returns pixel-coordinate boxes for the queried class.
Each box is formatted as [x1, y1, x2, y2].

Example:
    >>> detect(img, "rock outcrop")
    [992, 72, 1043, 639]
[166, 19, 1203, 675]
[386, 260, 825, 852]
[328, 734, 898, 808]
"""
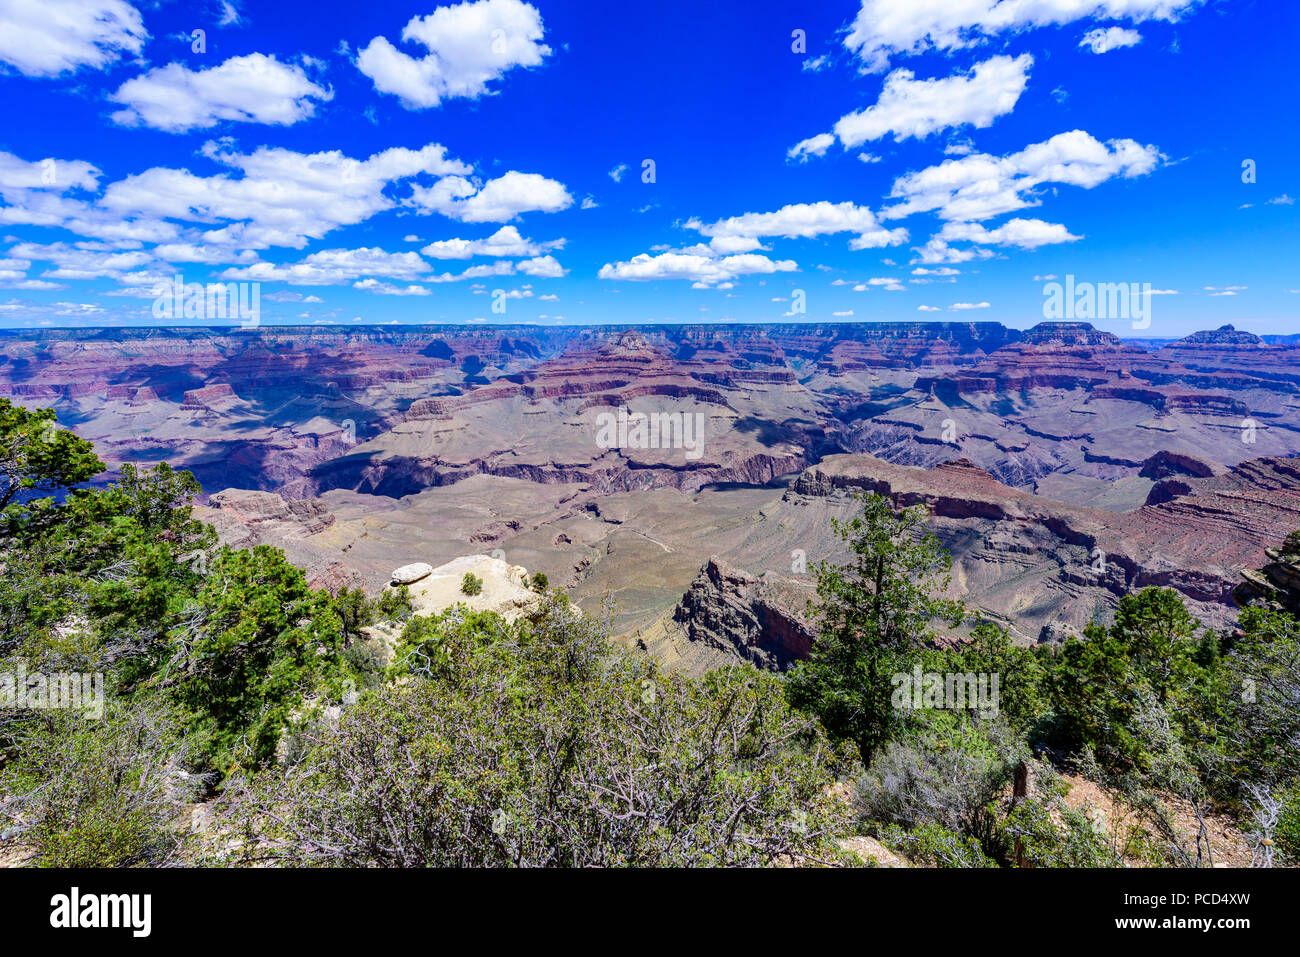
[1138, 450, 1222, 480]
[1234, 531, 1300, 615]
[395, 555, 542, 622]
[673, 557, 816, 670]
[391, 562, 434, 585]
[195, 489, 369, 595]
[206, 489, 335, 538]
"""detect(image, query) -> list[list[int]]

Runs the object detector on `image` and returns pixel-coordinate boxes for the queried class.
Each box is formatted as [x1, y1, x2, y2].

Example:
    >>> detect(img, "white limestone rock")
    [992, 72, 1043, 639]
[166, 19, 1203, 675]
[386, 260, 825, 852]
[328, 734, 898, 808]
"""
[391, 562, 434, 585]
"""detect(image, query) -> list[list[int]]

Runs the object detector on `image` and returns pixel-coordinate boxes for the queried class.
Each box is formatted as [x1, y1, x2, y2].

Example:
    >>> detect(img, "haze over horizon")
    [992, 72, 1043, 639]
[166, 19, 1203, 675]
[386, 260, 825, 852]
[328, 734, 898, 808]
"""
[0, 318, 1293, 342]
[0, 0, 1295, 337]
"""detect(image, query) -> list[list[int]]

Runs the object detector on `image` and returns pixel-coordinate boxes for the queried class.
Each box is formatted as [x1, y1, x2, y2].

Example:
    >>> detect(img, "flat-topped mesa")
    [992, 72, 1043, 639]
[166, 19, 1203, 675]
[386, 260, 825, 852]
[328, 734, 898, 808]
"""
[1018, 321, 1125, 348]
[207, 488, 335, 536]
[931, 457, 1002, 482]
[106, 384, 161, 404]
[1175, 324, 1265, 347]
[812, 321, 1019, 373]
[574, 382, 731, 411]
[1151, 325, 1283, 382]
[1090, 382, 1249, 415]
[924, 323, 1146, 394]
[180, 382, 238, 410]
[405, 385, 525, 421]
[991, 323, 1142, 369]
[788, 454, 1022, 519]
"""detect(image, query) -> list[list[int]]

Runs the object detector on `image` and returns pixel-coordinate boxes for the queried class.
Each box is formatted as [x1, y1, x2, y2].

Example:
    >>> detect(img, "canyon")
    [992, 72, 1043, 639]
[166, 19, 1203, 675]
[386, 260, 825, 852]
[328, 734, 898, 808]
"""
[3, 320, 1298, 668]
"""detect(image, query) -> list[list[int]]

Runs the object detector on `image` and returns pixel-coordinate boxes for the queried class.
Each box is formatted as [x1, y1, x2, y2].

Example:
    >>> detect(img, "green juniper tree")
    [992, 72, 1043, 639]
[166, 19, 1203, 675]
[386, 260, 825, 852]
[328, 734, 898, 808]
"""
[786, 493, 963, 769]
[1051, 587, 1217, 772]
[0, 398, 103, 515]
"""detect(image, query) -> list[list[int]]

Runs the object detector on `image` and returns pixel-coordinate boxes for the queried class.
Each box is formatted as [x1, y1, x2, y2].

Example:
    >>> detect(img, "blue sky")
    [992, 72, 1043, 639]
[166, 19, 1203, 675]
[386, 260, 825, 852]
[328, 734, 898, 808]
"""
[0, 0, 1296, 336]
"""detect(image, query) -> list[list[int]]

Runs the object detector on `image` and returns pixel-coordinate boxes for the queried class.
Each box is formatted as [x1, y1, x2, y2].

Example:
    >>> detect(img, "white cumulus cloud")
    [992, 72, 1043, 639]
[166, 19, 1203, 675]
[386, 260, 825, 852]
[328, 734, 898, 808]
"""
[843, 0, 1202, 72]
[914, 218, 1079, 264]
[222, 247, 431, 285]
[109, 54, 333, 132]
[598, 251, 797, 287]
[834, 54, 1032, 147]
[354, 278, 432, 295]
[884, 129, 1162, 222]
[517, 254, 565, 277]
[687, 200, 907, 250]
[0, 0, 147, 77]
[356, 0, 550, 109]
[1079, 26, 1143, 53]
[100, 141, 472, 249]
[940, 218, 1081, 248]
[787, 133, 835, 163]
[420, 224, 563, 258]
[410, 170, 572, 222]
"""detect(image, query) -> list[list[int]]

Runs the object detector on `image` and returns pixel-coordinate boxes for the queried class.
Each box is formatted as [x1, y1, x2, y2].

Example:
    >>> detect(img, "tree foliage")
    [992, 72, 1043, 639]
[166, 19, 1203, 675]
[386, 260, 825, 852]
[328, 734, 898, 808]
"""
[0, 397, 103, 514]
[786, 493, 963, 769]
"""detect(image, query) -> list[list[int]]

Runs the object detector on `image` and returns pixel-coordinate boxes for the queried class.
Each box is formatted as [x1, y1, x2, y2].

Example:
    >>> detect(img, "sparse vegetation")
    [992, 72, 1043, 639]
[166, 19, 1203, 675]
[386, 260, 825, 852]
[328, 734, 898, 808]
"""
[228, 595, 850, 867]
[1, 700, 202, 867]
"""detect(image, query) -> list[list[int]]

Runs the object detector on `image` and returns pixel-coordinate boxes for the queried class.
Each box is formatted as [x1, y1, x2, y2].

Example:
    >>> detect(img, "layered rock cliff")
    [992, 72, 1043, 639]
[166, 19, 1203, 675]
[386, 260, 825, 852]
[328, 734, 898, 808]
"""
[672, 557, 816, 670]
